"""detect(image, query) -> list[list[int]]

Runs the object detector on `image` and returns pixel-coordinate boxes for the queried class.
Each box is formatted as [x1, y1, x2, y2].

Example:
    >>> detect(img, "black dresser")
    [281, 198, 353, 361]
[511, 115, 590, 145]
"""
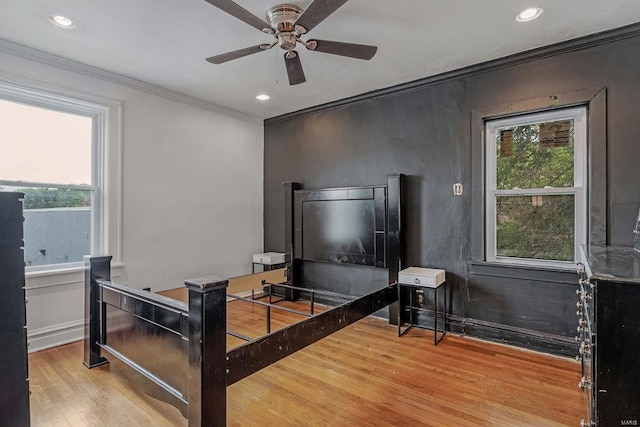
[577, 245, 640, 426]
[0, 192, 30, 425]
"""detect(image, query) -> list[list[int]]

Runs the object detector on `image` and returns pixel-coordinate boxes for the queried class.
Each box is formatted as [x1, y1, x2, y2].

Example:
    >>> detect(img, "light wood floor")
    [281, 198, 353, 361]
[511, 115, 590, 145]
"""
[30, 299, 585, 426]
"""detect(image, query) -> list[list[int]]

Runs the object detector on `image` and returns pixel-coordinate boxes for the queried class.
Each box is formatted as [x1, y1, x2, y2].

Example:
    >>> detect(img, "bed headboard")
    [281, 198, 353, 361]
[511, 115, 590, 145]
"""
[294, 185, 386, 267]
[283, 174, 404, 289]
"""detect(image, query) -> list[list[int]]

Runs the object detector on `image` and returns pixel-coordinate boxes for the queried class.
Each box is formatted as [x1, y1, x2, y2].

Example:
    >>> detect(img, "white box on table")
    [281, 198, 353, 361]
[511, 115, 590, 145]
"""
[252, 252, 285, 265]
[398, 267, 445, 288]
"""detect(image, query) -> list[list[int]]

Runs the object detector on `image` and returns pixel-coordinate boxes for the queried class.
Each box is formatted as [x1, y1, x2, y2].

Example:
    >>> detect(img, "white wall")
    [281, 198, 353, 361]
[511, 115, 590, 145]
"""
[0, 46, 264, 351]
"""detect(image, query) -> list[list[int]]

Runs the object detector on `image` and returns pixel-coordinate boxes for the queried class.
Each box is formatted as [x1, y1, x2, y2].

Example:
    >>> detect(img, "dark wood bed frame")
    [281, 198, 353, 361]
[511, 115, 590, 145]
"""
[84, 174, 404, 426]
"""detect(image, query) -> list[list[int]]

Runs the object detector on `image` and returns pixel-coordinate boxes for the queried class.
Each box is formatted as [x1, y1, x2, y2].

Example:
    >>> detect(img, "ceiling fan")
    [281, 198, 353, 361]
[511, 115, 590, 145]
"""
[203, 0, 377, 85]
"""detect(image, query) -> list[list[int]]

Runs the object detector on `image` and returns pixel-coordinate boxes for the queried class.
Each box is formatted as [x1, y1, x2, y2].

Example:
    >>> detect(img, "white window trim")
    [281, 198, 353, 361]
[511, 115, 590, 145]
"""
[485, 107, 587, 269]
[0, 77, 123, 277]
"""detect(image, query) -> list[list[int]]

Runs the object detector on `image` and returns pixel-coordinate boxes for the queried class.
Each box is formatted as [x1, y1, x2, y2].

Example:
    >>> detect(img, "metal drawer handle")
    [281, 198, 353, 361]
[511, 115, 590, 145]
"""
[414, 278, 421, 284]
[578, 377, 591, 390]
[579, 342, 591, 354]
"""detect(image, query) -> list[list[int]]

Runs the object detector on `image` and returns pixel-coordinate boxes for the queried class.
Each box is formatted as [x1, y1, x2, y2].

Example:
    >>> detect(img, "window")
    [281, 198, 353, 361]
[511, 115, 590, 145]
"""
[485, 107, 587, 268]
[0, 86, 109, 271]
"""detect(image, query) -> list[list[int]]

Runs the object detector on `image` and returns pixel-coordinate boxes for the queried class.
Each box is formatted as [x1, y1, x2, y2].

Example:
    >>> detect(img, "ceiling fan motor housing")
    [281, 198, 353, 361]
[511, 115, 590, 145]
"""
[267, 4, 303, 50]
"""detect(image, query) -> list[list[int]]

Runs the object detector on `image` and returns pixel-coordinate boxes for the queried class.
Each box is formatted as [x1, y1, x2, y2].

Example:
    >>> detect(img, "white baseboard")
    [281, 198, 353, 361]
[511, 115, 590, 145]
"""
[28, 319, 84, 353]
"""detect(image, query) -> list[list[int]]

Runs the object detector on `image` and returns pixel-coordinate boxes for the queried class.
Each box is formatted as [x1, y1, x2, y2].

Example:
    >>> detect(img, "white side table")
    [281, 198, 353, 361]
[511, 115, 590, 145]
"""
[397, 267, 446, 345]
[252, 252, 285, 273]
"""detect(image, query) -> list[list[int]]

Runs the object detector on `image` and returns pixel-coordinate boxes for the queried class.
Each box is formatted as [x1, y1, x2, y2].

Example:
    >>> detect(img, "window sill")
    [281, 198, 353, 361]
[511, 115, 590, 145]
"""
[25, 261, 124, 290]
[469, 260, 578, 284]
[482, 257, 579, 272]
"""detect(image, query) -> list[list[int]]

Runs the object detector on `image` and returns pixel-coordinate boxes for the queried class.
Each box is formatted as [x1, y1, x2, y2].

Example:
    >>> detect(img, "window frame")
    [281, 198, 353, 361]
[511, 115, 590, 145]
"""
[0, 80, 121, 274]
[470, 88, 607, 272]
[484, 107, 587, 269]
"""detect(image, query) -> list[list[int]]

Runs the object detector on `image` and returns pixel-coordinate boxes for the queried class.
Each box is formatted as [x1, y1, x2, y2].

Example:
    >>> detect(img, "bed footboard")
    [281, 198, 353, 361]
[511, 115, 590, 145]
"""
[84, 255, 228, 427]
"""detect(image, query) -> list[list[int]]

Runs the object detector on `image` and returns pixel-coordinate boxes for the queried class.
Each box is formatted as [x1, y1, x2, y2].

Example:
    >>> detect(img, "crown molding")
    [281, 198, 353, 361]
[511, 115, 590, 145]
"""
[265, 21, 640, 125]
[0, 38, 262, 124]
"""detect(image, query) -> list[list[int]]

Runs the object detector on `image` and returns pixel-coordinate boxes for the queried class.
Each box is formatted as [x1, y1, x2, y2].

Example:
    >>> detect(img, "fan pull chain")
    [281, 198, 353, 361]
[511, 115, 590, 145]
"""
[274, 44, 279, 86]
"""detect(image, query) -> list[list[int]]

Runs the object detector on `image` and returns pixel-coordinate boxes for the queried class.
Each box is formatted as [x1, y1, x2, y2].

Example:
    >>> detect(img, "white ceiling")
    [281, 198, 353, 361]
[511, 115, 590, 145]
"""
[1, 0, 639, 120]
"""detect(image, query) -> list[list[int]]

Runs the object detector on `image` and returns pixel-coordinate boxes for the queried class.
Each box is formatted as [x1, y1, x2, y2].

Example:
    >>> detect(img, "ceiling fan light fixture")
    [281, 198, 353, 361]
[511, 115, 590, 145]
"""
[48, 15, 76, 29]
[256, 94, 271, 101]
[516, 7, 544, 22]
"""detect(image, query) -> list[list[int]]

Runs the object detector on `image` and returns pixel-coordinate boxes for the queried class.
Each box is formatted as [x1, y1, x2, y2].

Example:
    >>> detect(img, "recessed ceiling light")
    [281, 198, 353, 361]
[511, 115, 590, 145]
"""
[256, 94, 270, 101]
[48, 15, 76, 29]
[516, 7, 544, 22]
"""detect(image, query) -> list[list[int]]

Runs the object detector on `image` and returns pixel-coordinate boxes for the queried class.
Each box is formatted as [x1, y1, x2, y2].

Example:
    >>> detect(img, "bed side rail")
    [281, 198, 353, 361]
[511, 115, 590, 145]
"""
[225, 283, 398, 385]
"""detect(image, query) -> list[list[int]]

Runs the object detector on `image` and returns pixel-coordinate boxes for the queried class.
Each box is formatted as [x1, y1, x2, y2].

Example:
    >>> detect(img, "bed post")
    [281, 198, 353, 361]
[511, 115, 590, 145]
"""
[283, 182, 302, 293]
[83, 255, 111, 368]
[387, 173, 405, 325]
[185, 276, 228, 427]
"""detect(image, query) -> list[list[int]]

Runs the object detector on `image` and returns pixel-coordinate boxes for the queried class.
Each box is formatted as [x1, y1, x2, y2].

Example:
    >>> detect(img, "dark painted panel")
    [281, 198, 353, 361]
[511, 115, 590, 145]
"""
[0, 192, 29, 426]
[101, 286, 186, 335]
[301, 261, 389, 318]
[301, 261, 388, 296]
[104, 304, 188, 397]
[374, 198, 385, 231]
[103, 352, 188, 417]
[465, 273, 578, 336]
[301, 199, 376, 265]
[595, 279, 640, 424]
[0, 193, 24, 242]
[0, 391, 30, 427]
[375, 232, 385, 268]
[294, 186, 388, 267]
[264, 30, 640, 351]
[347, 188, 374, 199]
[302, 190, 348, 201]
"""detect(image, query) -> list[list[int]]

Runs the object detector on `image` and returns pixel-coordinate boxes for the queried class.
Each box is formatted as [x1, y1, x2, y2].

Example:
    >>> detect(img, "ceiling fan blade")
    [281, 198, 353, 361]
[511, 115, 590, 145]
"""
[206, 44, 273, 64]
[307, 39, 377, 60]
[203, 0, 273, 32]
[284, 51, 306, 85]
[294, 0, 349, 32]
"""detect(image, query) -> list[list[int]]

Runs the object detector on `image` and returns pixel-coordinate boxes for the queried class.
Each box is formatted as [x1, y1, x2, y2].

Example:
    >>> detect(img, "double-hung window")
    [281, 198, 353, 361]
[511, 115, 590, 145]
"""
[485, 107, 587, 268]
[0, 85, 108, 272]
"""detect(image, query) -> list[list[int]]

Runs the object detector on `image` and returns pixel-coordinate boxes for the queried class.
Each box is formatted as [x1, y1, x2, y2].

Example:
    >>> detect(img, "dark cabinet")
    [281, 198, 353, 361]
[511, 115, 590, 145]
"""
[0, 192, 30, 426]
[578, 246, 640, 426]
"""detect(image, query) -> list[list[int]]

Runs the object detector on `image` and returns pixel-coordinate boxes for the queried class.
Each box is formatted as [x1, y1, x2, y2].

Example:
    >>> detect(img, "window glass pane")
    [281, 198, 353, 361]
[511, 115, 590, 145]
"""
[1, 185, 91, 266]
[496, 195, 574, 261]
[0, 99, 92, 185]
[496, 120, 574, 190]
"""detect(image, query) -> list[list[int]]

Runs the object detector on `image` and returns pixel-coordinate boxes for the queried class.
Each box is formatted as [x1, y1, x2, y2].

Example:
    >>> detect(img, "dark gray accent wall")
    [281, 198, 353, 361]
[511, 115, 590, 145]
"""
[263, 25, 640, 355]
